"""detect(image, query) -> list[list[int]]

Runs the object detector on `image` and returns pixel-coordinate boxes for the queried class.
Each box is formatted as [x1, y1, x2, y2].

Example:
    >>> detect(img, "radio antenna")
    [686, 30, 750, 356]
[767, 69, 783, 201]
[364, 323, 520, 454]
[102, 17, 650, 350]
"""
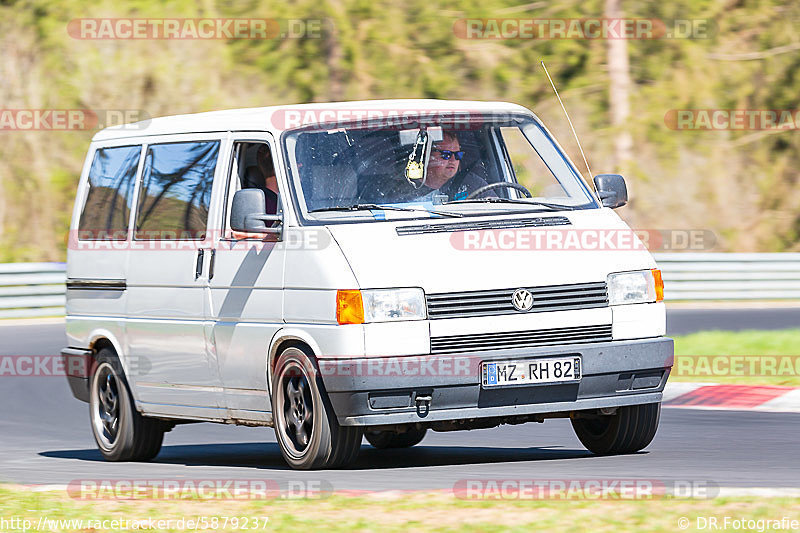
[541, 61, 592, 179]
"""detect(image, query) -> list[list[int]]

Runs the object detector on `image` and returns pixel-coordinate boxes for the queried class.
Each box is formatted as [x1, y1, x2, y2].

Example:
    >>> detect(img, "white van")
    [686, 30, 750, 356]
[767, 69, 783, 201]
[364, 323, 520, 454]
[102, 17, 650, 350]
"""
[62, 100, 673, 469]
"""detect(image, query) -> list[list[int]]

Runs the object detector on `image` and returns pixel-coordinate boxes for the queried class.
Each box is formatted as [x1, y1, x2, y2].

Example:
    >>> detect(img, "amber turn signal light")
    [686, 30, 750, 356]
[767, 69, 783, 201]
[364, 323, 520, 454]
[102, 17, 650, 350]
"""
[336, 290, 364, 325]
[651, 268, 664, 302]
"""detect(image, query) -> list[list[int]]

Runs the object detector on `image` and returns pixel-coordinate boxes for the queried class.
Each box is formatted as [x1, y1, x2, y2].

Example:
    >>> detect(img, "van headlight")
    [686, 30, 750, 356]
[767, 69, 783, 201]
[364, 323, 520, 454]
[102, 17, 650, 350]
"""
[336, 288, 426, 324]
[607, 269, 664, 306]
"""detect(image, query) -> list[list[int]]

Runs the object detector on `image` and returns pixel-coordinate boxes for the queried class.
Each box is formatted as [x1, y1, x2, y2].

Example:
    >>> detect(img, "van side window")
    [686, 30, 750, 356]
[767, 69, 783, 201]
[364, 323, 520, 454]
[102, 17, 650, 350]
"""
[78, 145, 141, 240]
[224, 141, 280, 238]
[134, 141, 220, 240]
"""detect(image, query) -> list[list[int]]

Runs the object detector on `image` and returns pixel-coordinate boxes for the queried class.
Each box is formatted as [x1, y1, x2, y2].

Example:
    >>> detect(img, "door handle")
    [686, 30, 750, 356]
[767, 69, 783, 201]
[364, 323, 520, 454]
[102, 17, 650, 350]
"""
[208, 249, 216, 280]
[195, 249, 205, 280]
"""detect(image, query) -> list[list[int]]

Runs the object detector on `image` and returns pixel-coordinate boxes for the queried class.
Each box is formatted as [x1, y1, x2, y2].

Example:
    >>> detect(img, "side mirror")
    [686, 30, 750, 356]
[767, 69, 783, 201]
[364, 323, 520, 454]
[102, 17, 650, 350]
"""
[230, 189, 282, 235]
[593, 174, 628, 209]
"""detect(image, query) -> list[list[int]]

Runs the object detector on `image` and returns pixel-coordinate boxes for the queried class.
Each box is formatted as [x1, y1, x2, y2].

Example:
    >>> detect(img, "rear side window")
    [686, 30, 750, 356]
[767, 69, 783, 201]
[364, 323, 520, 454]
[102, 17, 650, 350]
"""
[78, 145, 141, 240]
[135, 141, 220, 240]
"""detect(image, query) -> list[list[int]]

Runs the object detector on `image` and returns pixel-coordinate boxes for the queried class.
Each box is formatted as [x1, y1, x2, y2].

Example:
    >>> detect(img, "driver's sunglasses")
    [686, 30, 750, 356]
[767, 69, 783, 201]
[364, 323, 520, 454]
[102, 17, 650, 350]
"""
[432, 149, 465, 161]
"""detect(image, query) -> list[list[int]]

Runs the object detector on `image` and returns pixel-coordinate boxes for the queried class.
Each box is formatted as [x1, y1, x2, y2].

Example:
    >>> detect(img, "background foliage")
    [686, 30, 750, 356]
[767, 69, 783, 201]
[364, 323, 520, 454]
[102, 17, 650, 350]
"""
[1, 0, 799, 260]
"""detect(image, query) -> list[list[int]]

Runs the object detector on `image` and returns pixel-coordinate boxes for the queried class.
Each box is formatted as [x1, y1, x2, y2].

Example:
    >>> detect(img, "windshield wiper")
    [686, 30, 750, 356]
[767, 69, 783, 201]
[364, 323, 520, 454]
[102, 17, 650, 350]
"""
[309, 203, 463, 218]
[443, 197, 575, 211]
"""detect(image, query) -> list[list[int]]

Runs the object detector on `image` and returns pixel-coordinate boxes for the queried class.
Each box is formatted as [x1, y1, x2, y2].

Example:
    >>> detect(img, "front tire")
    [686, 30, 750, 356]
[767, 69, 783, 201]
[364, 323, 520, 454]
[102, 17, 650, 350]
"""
[571, 403, 661, 455]
[89, 348, 165, 461]
[272, 345, 362, 469]
[365, 427, 427, 449]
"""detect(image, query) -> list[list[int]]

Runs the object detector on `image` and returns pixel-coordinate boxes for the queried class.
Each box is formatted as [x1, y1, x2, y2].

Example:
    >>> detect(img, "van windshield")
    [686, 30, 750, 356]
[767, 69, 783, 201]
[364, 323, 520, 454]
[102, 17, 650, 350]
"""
[282, 114, 598, 222]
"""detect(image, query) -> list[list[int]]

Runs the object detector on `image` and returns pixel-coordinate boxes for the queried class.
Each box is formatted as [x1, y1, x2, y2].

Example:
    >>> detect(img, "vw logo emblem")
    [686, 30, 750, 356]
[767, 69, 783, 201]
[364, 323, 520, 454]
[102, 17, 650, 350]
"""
[512, 289, 534, 312]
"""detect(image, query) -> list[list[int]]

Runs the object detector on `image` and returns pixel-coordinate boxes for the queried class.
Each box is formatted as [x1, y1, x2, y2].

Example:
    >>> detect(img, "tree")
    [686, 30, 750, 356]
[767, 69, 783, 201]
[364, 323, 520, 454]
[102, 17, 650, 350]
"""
[605, 0, 633, 171]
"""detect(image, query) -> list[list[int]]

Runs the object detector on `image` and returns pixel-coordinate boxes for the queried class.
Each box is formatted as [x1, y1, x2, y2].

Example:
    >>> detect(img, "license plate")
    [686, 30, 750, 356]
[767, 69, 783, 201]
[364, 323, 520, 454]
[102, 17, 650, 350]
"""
[482, 356, 582, 388]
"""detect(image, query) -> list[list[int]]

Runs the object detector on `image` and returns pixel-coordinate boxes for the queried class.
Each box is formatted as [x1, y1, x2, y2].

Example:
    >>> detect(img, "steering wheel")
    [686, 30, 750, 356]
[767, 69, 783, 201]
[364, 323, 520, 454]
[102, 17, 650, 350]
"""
[466, 182, 532, 200]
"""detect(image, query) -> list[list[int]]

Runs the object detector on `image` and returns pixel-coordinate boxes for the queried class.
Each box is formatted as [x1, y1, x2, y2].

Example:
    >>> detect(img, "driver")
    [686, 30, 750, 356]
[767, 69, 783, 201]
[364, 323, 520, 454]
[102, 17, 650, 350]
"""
[257, 145, 280, 214]
[413, 131, 492, 201]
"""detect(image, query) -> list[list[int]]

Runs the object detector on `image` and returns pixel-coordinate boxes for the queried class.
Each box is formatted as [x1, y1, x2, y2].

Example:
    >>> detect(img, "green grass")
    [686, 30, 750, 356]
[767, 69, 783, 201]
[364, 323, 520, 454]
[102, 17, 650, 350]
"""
[672, 329, 800, 386]
[0, 485, 798, 532]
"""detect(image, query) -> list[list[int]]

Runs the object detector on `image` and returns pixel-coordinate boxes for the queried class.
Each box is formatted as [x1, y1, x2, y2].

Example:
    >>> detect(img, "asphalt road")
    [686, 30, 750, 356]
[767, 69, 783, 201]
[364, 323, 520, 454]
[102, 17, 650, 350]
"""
[1, 312, 799, 490]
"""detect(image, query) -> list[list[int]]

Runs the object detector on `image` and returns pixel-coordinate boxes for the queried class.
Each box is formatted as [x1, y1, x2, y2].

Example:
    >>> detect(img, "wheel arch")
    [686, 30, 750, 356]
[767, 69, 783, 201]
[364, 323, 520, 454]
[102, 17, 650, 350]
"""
[87, 329, 123, 360]
[85, 329, 142, 405]
[267, 328, 322, 394]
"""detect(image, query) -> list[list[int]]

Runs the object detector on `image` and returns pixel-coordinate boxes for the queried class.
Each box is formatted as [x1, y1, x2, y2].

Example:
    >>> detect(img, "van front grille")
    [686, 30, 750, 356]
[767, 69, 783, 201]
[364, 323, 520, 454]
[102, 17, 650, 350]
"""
[426, 282, 608, 320]
[430, 324, 613, 354]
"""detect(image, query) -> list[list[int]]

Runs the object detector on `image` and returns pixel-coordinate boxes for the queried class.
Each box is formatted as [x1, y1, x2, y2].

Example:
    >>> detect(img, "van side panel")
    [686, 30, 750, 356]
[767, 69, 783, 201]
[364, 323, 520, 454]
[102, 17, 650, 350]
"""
[125, 136, 224, 411]
[66, 142, 140, 362]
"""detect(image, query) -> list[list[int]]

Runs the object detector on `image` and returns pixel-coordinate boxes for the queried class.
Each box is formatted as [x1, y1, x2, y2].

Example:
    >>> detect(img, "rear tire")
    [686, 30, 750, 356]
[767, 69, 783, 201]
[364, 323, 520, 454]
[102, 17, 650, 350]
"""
[89, 348, 165, 462]
[272, 345, 362, 469]
[365, 427, 427, 449]
[571, 403, 661, 455]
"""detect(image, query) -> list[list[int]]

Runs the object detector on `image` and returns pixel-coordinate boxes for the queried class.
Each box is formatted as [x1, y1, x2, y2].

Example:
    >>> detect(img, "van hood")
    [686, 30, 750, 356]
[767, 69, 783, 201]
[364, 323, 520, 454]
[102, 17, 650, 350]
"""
[327, 209, 656, 292]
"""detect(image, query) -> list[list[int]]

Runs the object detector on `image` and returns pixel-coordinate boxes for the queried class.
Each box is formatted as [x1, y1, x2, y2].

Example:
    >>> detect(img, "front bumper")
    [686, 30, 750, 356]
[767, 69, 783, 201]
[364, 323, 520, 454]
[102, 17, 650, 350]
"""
[319, 337, 673, 426]
[61, 347, 93, 403]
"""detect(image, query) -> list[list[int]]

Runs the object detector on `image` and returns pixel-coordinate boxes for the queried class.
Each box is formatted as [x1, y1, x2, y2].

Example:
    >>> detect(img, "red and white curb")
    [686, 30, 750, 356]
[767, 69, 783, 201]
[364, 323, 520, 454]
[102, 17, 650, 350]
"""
[663, 382, 800, 413]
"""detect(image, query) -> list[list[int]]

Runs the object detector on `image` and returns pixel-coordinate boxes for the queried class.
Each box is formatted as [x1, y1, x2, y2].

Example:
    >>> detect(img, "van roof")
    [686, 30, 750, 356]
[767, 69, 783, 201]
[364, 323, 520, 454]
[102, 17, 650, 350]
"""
[91, 99, 533, 141]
